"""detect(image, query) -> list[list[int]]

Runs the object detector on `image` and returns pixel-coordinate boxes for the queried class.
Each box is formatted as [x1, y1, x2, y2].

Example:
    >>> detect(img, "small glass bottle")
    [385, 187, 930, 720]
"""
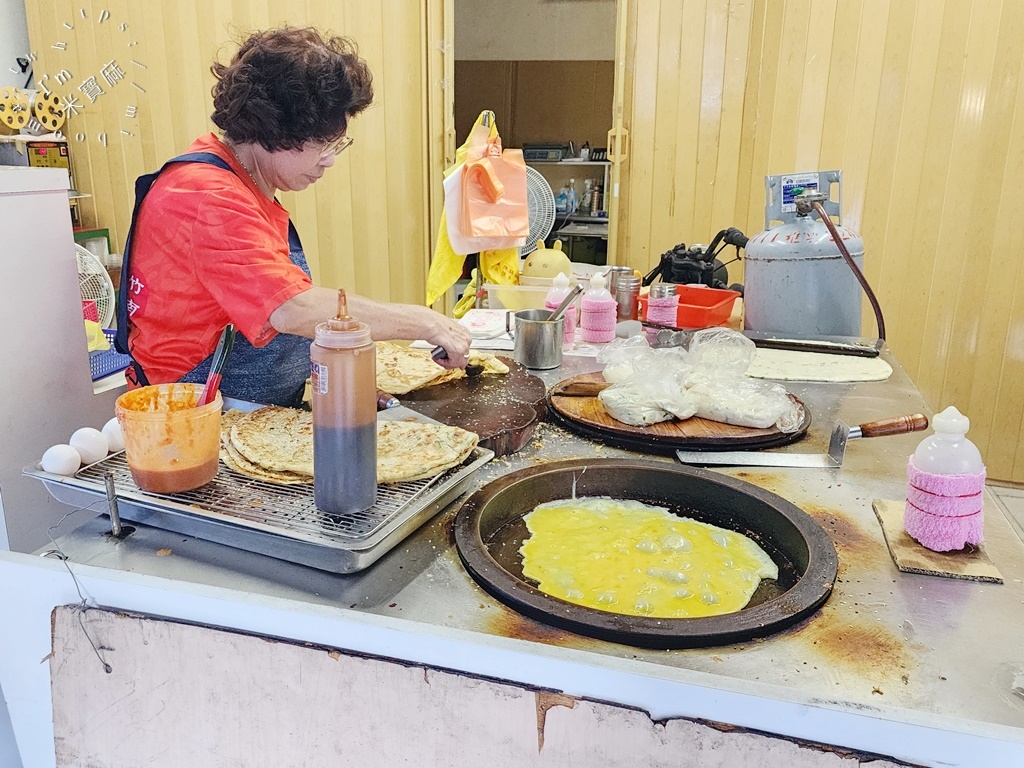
[581, 179, 593, 212]
[545, 272, 576, 346]
[311, 290, 377, 514]
[580, 272, 617, 343]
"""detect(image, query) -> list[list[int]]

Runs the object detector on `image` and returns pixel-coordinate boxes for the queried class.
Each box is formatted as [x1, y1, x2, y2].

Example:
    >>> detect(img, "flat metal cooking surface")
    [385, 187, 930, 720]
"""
[30, 446, 492, 573]
[75, 451, 471, 544]
[27, 407, 494, 572]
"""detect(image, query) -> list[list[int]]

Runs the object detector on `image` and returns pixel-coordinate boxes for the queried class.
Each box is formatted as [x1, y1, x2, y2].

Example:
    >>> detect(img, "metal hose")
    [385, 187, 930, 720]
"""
[811, 201, 886, 341]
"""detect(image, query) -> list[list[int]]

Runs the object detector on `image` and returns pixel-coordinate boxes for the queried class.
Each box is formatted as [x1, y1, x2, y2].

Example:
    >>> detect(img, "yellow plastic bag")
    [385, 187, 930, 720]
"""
[84, 320, 110, 352]
[426, 110, 522, 306]
[452, 268, 480, 319]
[427, 214, 466, 306]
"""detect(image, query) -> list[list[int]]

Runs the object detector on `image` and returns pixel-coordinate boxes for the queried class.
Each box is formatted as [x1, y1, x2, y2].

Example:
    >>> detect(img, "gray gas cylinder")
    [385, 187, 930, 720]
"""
[743, 214, 865, 337]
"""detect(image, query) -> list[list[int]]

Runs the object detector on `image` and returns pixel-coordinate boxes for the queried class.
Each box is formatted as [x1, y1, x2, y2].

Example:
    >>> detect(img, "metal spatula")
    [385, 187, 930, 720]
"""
[431, 345, 484, 376]
[676, 413, 929, 468]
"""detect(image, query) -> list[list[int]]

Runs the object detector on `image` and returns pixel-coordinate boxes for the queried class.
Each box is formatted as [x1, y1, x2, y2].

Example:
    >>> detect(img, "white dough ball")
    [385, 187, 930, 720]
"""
[41, 444, 82, 476]
[69, 427, 109, 465]
[603, 362, 636, 384]
[102, 417, 125, 452]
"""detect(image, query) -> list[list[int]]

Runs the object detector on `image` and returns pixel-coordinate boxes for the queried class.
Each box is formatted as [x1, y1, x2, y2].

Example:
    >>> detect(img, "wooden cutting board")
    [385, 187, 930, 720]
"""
[547, 372, 811, 455]
[400, 357, 546, 457]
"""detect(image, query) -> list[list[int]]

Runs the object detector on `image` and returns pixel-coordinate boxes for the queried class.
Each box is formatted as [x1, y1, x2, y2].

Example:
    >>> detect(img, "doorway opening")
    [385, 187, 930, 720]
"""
[453, 0, 617, 269]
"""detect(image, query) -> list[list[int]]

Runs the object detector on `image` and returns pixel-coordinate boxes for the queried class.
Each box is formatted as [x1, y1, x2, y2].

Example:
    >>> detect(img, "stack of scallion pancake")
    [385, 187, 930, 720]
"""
[219, 407, 478, 486]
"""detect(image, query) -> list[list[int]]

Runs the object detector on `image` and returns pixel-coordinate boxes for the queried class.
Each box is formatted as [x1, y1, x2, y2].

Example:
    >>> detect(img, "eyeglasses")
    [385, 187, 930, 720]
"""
[319, 135, 354, 157]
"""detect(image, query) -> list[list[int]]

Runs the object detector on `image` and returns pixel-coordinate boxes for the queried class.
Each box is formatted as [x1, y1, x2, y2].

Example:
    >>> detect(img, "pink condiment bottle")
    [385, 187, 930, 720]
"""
[579, 273, 617, 343]
[544, 272, 577, 346]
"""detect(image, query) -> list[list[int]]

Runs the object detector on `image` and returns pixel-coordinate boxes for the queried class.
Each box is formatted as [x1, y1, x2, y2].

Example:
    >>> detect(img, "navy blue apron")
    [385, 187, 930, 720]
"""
[115, 152, 311, 407]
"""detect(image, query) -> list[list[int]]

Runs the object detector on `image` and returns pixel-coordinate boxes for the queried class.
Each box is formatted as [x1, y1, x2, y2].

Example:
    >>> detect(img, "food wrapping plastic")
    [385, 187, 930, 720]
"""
[597, 329, 802, 432]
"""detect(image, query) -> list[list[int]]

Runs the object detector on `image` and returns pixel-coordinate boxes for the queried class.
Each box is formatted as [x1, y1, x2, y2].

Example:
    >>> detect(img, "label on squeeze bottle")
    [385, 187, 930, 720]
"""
[311, 361, 329, 395]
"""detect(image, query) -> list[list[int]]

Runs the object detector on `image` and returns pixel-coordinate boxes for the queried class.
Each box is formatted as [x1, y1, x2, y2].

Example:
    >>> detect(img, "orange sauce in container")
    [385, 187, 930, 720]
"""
[115, 383, 222, 494]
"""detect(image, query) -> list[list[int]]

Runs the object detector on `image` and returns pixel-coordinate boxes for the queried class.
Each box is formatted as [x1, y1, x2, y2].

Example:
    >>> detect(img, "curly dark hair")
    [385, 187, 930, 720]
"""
[211, 27, 373, 151]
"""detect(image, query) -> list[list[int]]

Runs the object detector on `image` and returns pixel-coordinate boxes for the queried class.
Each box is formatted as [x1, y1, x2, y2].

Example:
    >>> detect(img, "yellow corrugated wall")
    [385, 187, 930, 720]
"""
[616, 0, 1024, 482]
[24, 0, 442, 308]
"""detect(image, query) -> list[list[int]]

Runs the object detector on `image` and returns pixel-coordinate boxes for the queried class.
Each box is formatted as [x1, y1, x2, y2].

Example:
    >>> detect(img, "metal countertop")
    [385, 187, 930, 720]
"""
[44, 348, 1024, 739]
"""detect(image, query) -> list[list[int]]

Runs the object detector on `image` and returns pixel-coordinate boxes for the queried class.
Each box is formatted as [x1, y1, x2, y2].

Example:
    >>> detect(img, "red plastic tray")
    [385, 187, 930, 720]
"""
[638, 285, 740, 328]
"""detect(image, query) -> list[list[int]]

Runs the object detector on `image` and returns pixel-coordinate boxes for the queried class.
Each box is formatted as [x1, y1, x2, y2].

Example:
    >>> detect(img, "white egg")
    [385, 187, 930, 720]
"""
[102, 417, 125, 452]
[69, 427, 109, 465]
[41, 444, 82, 476]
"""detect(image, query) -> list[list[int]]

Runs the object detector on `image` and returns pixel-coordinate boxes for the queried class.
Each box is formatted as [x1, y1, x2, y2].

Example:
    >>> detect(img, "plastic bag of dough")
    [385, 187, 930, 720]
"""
[599, 336, 691, 384]
[687, 328, 756, 376]
[598, 367, 699, 426]
[685, 373, 802, 432]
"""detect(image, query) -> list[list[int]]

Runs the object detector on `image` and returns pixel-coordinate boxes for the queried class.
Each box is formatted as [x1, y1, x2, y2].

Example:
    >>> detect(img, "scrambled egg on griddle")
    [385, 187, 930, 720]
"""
[520, 498, 778, 619]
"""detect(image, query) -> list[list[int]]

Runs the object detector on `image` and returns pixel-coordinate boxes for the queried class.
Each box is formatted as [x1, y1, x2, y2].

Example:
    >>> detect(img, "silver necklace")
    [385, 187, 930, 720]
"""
[224, 140, 263, 192]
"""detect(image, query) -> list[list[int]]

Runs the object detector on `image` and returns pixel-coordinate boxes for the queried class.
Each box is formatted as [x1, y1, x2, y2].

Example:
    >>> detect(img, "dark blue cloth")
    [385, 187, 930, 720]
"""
[115, 152, 312, 407]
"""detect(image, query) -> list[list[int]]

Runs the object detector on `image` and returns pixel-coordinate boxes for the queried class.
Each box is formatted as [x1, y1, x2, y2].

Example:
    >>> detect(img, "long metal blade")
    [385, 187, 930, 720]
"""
[676, 450, 836, 468]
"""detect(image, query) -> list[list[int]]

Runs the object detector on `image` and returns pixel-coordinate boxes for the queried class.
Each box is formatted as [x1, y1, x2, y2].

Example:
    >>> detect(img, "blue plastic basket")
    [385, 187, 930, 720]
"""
[89, 328, 132, 381]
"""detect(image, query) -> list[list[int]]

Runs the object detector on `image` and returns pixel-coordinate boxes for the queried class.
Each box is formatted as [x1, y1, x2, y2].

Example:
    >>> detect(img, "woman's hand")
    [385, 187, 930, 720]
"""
[271, 287, 471, 368]
[420, 309, 471, 369]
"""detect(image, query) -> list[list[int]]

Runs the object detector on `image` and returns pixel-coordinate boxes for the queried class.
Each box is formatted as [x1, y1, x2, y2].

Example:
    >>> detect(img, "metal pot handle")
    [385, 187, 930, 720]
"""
[504, 310, 515, 342]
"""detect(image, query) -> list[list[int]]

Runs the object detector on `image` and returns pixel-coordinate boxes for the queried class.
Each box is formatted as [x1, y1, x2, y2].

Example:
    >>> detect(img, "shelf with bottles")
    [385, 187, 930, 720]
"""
[525, 160, 611, 166]
[526, 159, 611, 218]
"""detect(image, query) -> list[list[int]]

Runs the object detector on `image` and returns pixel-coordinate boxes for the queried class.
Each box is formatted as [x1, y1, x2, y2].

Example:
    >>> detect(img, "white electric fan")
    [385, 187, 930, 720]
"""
[519, 166, 556, 257]
[76, 244, 116, 328]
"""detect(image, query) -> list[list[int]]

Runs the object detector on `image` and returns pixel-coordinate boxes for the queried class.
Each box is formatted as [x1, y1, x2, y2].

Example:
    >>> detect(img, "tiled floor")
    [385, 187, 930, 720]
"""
[989, 484, 1024, 543]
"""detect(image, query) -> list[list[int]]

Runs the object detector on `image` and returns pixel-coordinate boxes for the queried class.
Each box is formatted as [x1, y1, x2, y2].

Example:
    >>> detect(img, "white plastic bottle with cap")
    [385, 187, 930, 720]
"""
[912, 406, 983, 475]
[545, 272, 576, 346]
[580, 272, 617, 343]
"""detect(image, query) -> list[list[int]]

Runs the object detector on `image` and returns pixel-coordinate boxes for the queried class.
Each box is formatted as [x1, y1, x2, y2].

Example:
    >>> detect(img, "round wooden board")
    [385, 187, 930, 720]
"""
[400, 357, 546, 457]
[547, 372, 811, 455]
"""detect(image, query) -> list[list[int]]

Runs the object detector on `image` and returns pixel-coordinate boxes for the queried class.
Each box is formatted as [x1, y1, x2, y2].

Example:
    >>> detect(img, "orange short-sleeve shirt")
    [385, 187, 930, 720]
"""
[125, 133, 312, 384]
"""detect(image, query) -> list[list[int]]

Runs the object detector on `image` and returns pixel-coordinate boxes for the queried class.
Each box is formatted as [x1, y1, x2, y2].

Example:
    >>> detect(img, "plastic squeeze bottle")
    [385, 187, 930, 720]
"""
[904, 406, 986, 551]
[579, 272, 617, 343]
[311, 289, 377, 514]
[545, 272, 577, 346]
[566, 179, 578, 214]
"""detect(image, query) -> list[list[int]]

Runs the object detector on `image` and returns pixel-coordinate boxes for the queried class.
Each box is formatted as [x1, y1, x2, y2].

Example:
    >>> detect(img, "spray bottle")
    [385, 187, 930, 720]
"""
[311, 289, 377, 514]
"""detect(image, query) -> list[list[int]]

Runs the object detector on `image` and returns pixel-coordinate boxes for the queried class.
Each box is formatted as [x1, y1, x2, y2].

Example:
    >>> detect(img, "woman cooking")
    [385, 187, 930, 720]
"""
[115, 27, 471, 407]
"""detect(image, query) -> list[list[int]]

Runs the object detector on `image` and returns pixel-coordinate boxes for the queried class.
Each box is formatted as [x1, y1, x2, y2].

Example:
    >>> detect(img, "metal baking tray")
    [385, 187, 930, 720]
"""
[25, 408, 493, 574]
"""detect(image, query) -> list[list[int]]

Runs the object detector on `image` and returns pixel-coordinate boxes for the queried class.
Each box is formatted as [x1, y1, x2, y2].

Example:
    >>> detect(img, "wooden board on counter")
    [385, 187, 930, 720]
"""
[872, 499, 1003, 584]
[400, 357, 546, 458]
[547, 372, 810, 455]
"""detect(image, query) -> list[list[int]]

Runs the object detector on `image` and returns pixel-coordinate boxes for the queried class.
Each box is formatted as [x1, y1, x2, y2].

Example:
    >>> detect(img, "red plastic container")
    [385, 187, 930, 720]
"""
[638, 284, 740, 329]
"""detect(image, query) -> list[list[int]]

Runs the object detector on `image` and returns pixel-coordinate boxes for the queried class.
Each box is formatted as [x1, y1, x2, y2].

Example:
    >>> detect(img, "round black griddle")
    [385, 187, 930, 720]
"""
[454, 458, 838, 649]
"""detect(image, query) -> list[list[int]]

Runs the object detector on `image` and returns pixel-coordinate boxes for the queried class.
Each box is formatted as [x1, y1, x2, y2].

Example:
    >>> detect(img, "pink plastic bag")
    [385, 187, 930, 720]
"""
[461, 137, 528, 240]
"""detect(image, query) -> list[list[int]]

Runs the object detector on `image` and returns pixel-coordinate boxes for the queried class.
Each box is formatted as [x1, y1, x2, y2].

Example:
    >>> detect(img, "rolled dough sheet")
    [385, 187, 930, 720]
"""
[746, 348, 893, 382]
